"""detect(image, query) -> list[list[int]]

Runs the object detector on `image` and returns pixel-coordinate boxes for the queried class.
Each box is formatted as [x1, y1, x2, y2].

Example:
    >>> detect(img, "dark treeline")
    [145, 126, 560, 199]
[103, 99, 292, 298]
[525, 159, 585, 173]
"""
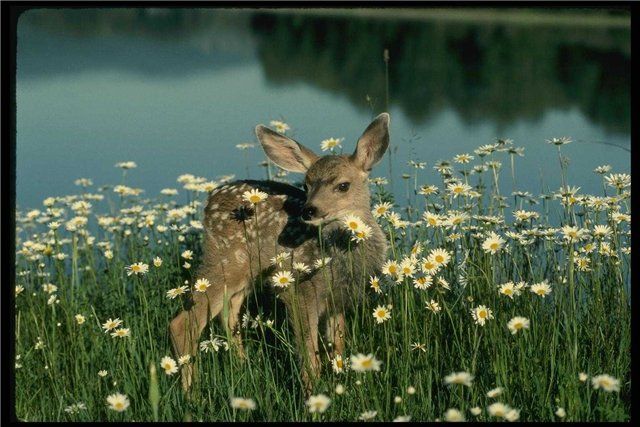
[250, 13, 629, 134]
[19, 8, 630, 134]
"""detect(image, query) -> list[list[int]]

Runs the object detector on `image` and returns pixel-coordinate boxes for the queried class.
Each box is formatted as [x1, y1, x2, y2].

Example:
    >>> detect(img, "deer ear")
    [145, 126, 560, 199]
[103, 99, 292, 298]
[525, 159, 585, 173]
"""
[255, 125, 319, 173]
[351, 113, 390, 172]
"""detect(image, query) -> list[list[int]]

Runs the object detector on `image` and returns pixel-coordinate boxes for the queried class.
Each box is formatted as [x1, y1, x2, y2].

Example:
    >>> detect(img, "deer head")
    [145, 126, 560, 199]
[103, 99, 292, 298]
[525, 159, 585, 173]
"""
[255, 113, 390, 225]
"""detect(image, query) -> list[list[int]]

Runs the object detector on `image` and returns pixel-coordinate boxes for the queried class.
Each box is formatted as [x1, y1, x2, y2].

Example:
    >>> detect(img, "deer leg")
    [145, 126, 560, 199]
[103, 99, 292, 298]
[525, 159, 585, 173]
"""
[290, 302, 321, 396]
[325, 312, 346, 357]
[221, 288, 248, 359]
[170, 272, 242, 392]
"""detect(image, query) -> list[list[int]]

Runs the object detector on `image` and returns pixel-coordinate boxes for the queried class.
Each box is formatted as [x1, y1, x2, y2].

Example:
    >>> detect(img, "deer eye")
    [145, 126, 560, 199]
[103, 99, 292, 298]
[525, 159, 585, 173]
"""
[336, 182, 350, 192]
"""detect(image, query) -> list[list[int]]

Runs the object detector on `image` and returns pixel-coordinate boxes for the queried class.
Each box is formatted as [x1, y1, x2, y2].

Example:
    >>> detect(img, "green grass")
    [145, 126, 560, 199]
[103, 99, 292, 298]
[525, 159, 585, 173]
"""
[14, 139, 630, 421]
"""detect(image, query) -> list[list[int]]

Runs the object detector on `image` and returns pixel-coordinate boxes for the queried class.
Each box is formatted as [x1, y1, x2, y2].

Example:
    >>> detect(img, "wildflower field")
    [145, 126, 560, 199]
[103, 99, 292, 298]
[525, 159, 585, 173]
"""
[13, 133, 630, 421]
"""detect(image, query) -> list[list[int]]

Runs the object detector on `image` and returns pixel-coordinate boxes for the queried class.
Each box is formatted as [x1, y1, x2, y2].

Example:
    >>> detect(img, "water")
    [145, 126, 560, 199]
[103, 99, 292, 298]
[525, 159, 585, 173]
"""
[16, 9, 630, 211]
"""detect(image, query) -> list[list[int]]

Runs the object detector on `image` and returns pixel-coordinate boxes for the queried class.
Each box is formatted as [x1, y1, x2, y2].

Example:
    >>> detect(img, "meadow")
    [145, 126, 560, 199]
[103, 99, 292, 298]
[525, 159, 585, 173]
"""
[13, 131, 630, 421]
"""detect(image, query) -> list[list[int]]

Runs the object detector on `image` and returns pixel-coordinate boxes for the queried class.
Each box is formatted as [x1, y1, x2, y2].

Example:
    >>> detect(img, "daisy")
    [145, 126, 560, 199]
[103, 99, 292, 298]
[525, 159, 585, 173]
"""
[352, 223, 373, 242]
[335, 384, 345, 394]
[331, 354, 346, 373]
[166, 285, 189, 299]
[343, 214, 365, 233]
[358, 410, 377, 421]
[102, 318, 123, 332]
[178, 355, 191, 365]
[471, 305, 494, 326]
[293, 262, 311, 273]
[126, 262, 149, 276]
[306, 394, 331, 413]
[269, 120, 290, 134]
[271, 271, 295, 288]
[106, 393, 130, 412]
[487, 402, 512, 418]
[447, 182, 473, 198]
[593, 225, 612, 239]
[160, 356, 178, 375]
[110, 328, 130, 338]
[115, 161, 137, 169]
[470, 407, 482, 416]
[444, 408, 465, 422]
[425, 299, 441, 313]
[453, 153, 474, 164]
[436, 277, 450, 290]
[381, 260, 400, 277]
[487, 387, 503, 398]
[14, 285, 24, 297]
[604, 173, 631, 189]
[193, 278, 211, 292]
[372, 202, 393, 218]
[313, 257, 331, 269]
[270, 251, 291, 266]
[418, 185, 439, 196]
[230, 397, 257, 410]
[556, 407, 566, 418]
[242, 189, 268, 205]
[369, 275, 382, 293]
[444, 371, 474, 387]
[181, 250, 194, 260]
[64, 402, 87, 414]
[546, 137, 572, 146]
[153, 256, 163, 267]
[413, 275, 433, 290]
[423, 211, 443, 227]
[591, 374, 620, 392]
[372, 305, 392, 324]
[507, 317, 530, 335]
[579, 372, 588, 382]
[75, 314, 86, 325]
[574, 256, 591, 272]
[320, 137, 343, 151]
[98, 370, 108, 377]
[42, 283, 58, 294]
[429, 248, 451, 266]
[530, 280, 552, 297]
[350, 353, 382, 372]
[482, 232, 505, 254]
[411, 342, 426, 352]
[399, 258, 416, 277]
[420, 258, 441, 275]
[498, 282, 517, 299]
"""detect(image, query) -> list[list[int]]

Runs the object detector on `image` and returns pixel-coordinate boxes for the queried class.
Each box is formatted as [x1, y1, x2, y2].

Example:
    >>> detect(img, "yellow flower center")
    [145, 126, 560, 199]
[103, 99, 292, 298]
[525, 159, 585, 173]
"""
[453, 187, 463, 193]
[115, 402, 124, 410]
[279, 277, 288, 284]
[504, 289, 513, 295]
[388, 265, 397, 274]
[490, 243, 499, 250]
[362, 359, 372, 368]
[348, 221, 358, 230]
[250, 195, 261, 203]
[435, 255, 444, 263]
[514, 322, 523, 329]
[428, 218, 437, 225]
[377, 310, 386, 317]
[479, 311, 487, 318]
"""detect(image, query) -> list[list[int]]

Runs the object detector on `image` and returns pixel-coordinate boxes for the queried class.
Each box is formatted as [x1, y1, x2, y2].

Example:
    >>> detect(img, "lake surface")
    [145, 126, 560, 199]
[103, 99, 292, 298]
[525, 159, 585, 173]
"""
[16, 8, 630, 211]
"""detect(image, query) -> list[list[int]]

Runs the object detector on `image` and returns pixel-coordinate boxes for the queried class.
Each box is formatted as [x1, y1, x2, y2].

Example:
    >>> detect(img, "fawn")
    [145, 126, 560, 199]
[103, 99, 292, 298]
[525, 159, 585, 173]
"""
[170, 113, 390, 393]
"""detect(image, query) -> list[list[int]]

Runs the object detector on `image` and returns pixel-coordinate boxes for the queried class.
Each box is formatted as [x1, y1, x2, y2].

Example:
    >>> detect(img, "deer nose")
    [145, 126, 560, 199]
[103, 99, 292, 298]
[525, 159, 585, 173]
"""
[301, 204, 317, 221]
